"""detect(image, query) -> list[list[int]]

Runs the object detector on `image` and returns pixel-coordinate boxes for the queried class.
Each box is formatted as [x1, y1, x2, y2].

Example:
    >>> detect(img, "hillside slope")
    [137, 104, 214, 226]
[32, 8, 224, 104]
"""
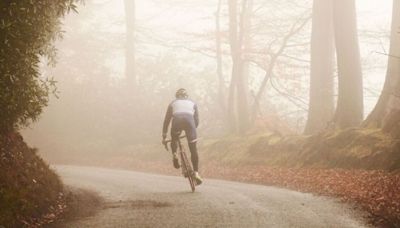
[0, 132, 65, 227]
[202, 128, 400, 171]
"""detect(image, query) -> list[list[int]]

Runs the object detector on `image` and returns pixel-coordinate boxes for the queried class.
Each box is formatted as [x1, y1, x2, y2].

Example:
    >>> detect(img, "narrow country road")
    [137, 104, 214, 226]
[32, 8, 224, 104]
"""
[55, 165, 368, 228]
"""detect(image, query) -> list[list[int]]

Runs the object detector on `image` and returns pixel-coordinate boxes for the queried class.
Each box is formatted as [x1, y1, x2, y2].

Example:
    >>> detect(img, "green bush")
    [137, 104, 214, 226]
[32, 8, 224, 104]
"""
[0, 0, 79, 132]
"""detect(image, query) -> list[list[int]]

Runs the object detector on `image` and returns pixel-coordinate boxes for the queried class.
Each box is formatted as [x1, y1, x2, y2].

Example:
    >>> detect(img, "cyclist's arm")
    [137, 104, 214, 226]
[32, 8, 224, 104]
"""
[194, 103, 199, 128]
[162, 104, 173, 137]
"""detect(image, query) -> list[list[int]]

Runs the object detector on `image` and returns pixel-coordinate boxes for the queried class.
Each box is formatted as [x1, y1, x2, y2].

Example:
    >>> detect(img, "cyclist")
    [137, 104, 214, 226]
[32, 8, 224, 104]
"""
[162, 88, 203, 185]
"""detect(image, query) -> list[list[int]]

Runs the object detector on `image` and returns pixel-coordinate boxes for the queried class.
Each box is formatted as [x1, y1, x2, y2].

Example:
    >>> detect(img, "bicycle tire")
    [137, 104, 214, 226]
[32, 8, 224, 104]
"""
[181, 151, 196, 192]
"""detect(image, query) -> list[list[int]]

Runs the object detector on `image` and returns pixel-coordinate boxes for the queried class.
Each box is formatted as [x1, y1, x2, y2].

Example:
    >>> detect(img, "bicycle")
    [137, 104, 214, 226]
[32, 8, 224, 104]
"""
[163, 135, 196, 192]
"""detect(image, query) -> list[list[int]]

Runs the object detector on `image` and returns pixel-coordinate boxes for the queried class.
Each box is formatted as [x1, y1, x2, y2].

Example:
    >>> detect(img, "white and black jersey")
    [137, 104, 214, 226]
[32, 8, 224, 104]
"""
[162, 98, 199, 142]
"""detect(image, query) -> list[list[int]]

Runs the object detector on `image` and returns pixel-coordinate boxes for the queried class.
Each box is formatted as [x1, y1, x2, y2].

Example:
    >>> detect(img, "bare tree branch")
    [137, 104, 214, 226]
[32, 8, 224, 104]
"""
[251, 13, 311, 121]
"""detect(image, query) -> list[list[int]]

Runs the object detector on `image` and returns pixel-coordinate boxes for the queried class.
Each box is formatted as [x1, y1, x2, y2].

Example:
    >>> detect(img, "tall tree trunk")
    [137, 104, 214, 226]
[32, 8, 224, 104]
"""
[332, 0, 364, 128]
[304, 0, 335, 134]
[227, 0, 249, 134]
[216, 0, 226, 111]
[238, 0, 252, 132]
[124, 0, 136, 90]
[227, 0, 240, 133]
[363, 0, 400, 128]
[236, 63, 249, 134]
[241, 0, 253, 105]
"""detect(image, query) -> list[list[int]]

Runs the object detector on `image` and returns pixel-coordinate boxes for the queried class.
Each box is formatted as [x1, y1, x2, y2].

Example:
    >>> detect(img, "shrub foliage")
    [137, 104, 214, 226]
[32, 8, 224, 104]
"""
[0, 0, 79, 132]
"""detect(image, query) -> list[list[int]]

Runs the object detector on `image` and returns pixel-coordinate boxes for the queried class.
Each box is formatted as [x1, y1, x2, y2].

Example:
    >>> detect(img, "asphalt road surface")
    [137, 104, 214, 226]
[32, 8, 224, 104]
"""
[55, 165, 368, 228]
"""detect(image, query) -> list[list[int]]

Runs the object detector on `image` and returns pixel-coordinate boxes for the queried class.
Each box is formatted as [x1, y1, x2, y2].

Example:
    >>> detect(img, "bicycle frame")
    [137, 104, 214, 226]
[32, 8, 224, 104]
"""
[164, 135, 196, 192]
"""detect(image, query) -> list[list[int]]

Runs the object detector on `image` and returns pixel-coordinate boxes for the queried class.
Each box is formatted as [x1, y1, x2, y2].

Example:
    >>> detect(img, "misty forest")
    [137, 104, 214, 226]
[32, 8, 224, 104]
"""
[1, 0, 400, 227]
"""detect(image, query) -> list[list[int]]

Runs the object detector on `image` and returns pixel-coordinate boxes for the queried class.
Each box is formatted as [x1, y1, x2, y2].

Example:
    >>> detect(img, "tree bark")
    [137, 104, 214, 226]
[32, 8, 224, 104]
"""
[227, 0, 239, 133]
[124, 0, 136, 90]
[363, 0, 400, 128]
[332, 0, 364, 128]
[241, 0, 253, 105]
[236, 0, 250, 134]
[216, 0, 226, 111]
[227, 0, 250, 134]
[304, 0, 335, 134]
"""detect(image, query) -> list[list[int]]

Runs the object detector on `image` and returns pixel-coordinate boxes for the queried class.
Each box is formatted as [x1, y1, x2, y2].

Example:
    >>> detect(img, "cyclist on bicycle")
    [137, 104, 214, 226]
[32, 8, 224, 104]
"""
[162, 88, 203, 185]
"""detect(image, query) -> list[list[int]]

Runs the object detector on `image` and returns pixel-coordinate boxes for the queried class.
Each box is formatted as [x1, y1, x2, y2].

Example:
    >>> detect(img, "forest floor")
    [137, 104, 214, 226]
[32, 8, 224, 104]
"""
[200, 127, 400, 170]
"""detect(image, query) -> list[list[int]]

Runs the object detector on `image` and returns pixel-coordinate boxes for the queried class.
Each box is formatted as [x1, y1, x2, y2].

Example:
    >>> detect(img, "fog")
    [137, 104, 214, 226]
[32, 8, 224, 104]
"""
[22, 0, 392, 164]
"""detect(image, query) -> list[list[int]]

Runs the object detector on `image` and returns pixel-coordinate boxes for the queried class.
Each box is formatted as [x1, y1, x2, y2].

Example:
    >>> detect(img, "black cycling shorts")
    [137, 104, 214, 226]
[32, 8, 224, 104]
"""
[171, 113, 197, 143]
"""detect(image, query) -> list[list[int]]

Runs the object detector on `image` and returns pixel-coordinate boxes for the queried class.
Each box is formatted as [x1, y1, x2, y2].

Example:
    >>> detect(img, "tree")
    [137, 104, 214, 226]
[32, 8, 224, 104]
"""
[0, 0, 79, 133]
[124, 0, 136, 90]
[332, 0, 364, 128]
[304, 0, 335, 134]
[241, 0, 253, 109]
[215, 0, 226, 111]
[363, 0, 400, 128]
[227, 0, 250, 134]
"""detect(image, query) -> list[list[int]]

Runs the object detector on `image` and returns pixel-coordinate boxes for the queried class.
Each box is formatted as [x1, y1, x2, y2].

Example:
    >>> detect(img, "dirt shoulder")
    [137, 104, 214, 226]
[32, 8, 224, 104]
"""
[203, 164, 400, 228]
[46, 187, 103, 227]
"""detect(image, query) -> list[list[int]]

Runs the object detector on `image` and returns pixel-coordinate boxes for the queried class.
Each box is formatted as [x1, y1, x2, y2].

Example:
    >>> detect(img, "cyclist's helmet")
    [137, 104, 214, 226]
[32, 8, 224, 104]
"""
[175, 88, 188, 99]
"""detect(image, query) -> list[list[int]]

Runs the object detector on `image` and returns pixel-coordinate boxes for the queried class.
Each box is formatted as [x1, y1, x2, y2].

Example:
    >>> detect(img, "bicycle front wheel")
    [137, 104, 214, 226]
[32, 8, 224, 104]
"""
[181, 151, 195, 192]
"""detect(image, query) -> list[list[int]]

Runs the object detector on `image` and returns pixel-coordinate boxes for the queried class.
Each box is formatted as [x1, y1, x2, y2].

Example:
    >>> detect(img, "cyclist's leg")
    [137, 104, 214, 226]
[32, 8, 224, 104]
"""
[183, 118, 202, 185]
[183, 117, 199, 172]
[170, 118, 181, 154]
[170, 118, 182, 169]
[170, 134, 178, 154]
[185, 122, 202, 185]
[188, 141, 199, 172]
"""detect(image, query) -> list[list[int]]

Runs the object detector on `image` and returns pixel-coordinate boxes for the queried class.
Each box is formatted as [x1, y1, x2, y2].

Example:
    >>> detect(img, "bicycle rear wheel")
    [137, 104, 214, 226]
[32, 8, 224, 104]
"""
[180, 151, 195, 192]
